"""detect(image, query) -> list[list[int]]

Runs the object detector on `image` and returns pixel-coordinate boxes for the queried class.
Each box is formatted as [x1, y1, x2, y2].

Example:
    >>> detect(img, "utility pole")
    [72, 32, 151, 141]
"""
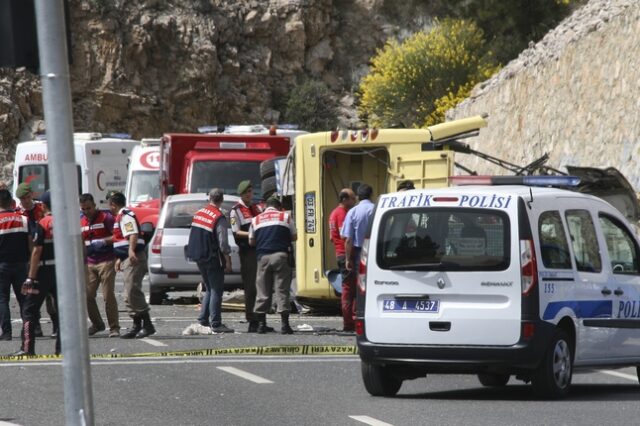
[33, 1, 95, 425]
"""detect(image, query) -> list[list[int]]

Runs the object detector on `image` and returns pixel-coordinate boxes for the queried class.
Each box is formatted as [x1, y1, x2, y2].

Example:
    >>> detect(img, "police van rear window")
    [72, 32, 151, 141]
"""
[376, 208, 510, 271]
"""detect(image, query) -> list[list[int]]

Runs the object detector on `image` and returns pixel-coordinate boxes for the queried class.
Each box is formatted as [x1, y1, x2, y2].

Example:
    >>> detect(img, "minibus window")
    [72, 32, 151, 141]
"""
[539, 211, 572, 269]
[598, 214, 640, 274]
[565, 210, 602, 273]
[377, 208, 510, 271]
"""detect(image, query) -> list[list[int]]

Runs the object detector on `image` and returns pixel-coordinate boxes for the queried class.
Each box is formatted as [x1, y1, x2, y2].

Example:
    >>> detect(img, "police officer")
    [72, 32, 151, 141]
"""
[80, 193, 120, 337]
[249, 195, 297, 334]
[14, 191, 60, 355]
[108, 192, 155, 339]
[230, 180, 273, 333]
[186, 188, 234, 333]
[0, 189, 29, 341]
[15, 182, 58, 338]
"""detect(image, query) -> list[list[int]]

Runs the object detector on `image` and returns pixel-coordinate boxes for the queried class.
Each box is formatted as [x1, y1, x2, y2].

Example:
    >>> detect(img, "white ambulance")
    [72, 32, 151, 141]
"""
[124, 138, 161, 206]
[12, 133, 139, 207]
[357, 175, 640, 399]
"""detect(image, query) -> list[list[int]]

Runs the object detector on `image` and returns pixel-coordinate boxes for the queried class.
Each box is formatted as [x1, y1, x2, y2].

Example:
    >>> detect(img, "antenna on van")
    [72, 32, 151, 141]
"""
[527, 187, 533, 210]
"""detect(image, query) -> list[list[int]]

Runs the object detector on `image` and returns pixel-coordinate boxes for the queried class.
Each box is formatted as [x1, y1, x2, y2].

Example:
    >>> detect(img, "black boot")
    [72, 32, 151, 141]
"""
[247, 320, 259, 333]
[281, 312, 293, 335]
[121, 315, 142, 339]
[256, 314, 268, 334]
[137, 311, 156, 338]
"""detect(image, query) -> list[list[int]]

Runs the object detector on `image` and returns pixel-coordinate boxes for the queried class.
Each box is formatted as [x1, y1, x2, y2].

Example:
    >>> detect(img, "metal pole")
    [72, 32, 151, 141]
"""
[33, 1, 94, 425]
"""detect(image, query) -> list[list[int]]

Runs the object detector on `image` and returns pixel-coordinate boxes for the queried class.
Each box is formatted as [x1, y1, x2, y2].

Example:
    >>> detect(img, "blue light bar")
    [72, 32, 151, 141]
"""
[489, 175, 581, 187]
[103, 133, 132, 139]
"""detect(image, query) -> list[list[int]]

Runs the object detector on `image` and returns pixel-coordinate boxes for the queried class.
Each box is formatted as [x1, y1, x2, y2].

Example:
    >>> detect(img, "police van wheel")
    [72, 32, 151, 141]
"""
[477, 373, 510, 387]
[531, 329, 573, 399]
[361, 361, 402, 397]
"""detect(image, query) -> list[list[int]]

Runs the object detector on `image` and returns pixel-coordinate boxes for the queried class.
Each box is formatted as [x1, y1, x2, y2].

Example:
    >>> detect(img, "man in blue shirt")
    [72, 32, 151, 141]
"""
[340, 184, 374, 327]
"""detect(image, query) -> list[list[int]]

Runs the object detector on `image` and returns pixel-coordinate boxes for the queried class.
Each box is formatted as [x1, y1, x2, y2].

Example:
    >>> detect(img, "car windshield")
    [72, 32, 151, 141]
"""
[190, 161, 262, 200]
[164, 199, 236, 229]
[128, 170, 160, 202]
[377, 208, 510, 271]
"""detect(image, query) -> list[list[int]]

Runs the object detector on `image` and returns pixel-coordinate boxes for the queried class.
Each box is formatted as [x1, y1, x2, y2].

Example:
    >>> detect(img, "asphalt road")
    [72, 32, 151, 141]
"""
[0, 276, 639, 426]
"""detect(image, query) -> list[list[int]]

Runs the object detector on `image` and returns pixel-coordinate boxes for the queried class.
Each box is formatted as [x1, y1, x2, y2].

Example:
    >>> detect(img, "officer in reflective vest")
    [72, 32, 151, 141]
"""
[16, 182, 58, 338]
[186, 188, 233, 333]
[230, 180, 274, 333]
[14, 191, 60, 356]
[0, 189, 29, 341]
[108, 192, 155, 339]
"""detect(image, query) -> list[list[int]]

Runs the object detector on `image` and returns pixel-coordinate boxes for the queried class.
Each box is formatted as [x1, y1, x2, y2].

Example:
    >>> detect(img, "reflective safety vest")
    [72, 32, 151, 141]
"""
[0, 210, 30, 262]
[35, 214, 55, 266]
[231, 201, 263, 250]
[186, 204, 224, 262]
[80, 210, 114, 260]
[18, 201, 45, 236]
[113, 208, 145, 260]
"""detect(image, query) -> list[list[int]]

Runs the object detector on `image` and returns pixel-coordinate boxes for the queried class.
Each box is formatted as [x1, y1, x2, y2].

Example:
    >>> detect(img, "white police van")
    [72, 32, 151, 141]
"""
[357, 175, 640, 398]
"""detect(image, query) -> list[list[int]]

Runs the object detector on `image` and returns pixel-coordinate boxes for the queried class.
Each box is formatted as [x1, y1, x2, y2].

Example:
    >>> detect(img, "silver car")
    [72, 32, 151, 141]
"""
[147, 193, 242, 304]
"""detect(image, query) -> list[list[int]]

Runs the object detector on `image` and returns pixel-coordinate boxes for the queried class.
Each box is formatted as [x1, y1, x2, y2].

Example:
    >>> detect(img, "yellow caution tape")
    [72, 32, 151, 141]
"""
[0, 344, 358, 361]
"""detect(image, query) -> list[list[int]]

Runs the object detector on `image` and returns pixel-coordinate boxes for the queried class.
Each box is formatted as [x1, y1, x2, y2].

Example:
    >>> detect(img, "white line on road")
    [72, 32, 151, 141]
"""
[598, 369, 638, 381]
[349, 415, 394, 426]
[217, 366, 273, 384]
[140, 338, 168, 347]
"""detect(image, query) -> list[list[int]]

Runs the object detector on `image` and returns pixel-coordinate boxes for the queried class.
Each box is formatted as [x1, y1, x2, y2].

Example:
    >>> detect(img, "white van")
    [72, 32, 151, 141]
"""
[125, 138, 161, 206]
[12, 133, 139, 207]
[357, 175, 640, 399]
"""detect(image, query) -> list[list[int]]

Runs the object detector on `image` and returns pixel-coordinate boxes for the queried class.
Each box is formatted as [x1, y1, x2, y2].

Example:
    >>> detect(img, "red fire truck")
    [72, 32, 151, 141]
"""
[130, 125, 305, 234]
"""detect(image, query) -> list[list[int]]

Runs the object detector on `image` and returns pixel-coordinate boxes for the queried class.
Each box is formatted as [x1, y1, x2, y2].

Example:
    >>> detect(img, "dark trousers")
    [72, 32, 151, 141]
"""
[21, 265, 60, 355]
[0, 262, 27, 335]
[197, 260, 225, 328]
[239, 248, 258, 322]
[338, 255, 357, 331]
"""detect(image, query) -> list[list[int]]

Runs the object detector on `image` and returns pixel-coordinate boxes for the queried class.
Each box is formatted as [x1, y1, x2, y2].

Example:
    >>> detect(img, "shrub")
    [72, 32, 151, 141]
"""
[358, 18, 499, 128]
[284, 80, 339, 132]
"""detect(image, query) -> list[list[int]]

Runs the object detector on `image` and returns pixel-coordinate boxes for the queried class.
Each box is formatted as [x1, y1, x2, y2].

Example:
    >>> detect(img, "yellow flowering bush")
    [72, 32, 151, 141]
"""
[358, 19, 499, 128]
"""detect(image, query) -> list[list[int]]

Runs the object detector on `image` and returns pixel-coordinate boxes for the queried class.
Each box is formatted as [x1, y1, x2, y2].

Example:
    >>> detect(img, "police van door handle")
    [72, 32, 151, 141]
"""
[601, 287, 612, 296]
[613, 287, 624, 296]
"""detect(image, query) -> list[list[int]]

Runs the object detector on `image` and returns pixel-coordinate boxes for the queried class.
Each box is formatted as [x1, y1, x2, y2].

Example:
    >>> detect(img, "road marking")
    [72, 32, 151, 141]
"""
[598, 369, 638, 382]
[349, 415, 394, 426]
[217, 366, 273, 384]
[140, 338, 168, 347]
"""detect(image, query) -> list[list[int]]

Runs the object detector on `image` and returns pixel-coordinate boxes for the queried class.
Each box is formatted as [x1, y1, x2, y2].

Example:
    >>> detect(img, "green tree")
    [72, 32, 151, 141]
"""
[358, 19, 498, 128]
[430, 0, 584, 63]
[284, 80, 339, 132]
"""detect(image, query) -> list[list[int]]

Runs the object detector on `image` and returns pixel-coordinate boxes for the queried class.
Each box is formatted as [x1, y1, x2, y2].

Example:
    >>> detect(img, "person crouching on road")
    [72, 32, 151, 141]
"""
[80, 193, 120, 337]
[108, 192, 155, 339]
[249, 196, 297, 334]
[15, 191, 60, 356]
[186, 188, 234, 333]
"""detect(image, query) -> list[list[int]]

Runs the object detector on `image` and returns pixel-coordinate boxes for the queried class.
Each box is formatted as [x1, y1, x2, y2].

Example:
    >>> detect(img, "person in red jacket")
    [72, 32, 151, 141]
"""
[80, 193, 120, 337]
[328, 188, 356, 331]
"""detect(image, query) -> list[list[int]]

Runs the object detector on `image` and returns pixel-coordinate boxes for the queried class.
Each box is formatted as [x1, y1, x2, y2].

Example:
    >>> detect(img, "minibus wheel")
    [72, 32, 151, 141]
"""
[361, 361, 402, 396]
[477, 373, 510, 387]
[531, 329, 573, 399]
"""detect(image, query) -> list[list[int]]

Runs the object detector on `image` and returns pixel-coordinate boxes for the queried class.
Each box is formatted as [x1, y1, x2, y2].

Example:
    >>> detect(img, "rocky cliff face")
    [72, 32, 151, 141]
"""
[448, 0, 640, 190]
[0, 0, 436, 182]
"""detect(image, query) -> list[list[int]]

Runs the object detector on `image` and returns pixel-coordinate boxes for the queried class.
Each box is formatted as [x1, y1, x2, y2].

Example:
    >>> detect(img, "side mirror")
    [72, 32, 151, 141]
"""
[167, 184, 175, 195]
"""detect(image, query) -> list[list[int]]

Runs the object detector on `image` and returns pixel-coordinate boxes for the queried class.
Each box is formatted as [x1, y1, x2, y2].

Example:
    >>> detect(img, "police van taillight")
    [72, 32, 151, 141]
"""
[520, 239, 537, 295]
[358, 238, 370, 294]
[151, 229, 163, 254]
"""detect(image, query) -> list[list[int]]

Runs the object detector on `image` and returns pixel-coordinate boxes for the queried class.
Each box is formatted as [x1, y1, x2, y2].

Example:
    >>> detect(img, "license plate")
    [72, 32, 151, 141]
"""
[382, 298, 439, 313]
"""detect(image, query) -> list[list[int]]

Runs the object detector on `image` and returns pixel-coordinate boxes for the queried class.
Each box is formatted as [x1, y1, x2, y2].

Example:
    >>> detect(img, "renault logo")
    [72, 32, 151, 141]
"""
[437, 278, 445, 289]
